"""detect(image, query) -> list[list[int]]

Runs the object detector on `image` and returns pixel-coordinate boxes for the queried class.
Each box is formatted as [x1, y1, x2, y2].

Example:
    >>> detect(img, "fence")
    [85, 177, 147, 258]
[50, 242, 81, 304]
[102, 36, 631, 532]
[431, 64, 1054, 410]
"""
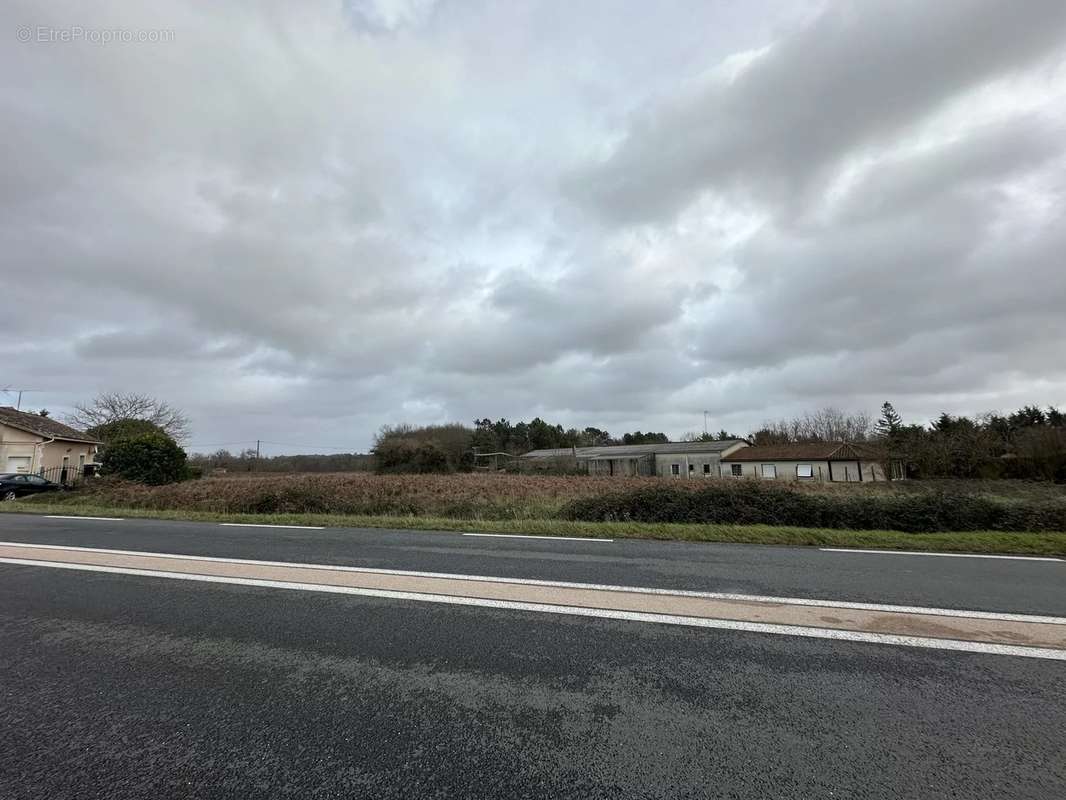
[38, 463, 97, 488]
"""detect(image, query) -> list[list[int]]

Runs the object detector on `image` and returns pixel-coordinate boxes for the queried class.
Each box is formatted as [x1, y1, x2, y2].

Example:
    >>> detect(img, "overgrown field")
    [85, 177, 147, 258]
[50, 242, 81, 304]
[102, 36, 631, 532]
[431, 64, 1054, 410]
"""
[36, 473, 638, 519]
[20, 473, 1066, 533]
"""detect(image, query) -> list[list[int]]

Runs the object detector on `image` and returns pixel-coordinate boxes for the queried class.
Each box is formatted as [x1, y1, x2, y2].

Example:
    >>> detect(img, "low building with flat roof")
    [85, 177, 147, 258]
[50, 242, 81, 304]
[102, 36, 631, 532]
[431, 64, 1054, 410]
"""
[719, 442, 902, 482]
[521, 439, 749, 477]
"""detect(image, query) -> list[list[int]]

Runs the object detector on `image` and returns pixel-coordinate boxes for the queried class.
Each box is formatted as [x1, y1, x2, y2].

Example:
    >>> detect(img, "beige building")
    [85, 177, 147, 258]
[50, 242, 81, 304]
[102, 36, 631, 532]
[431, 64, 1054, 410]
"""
[522, 440, 750, 477]
[0, 406, 101, 478]
[719, 442, 902, 482]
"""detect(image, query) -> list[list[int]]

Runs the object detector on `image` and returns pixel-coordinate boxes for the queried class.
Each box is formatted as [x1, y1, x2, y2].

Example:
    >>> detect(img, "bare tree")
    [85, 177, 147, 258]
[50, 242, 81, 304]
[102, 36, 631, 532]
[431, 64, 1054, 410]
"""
[754, 407, 872, 443]
[67, 392, 192, 442]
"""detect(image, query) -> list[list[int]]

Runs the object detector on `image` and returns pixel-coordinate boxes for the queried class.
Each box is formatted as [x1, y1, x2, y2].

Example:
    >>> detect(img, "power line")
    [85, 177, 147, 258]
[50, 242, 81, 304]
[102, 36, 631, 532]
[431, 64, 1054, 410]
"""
[186, 441, 259, 449]
[260, 440, 367, 451]
[186, 440, 368, 452]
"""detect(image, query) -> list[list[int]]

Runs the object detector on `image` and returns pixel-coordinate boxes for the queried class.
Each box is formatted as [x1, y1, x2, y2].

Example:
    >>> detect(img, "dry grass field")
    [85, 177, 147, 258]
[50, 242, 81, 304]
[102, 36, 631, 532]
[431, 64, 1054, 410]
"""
[43, 472, 642, 518]
[29, 472, 1066, 518]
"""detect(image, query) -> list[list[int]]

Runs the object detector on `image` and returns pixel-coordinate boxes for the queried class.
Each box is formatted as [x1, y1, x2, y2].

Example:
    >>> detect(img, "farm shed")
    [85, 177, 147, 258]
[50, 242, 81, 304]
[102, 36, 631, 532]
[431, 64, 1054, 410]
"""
[719, 442, 902, 482]
[522, 440, 749, 477]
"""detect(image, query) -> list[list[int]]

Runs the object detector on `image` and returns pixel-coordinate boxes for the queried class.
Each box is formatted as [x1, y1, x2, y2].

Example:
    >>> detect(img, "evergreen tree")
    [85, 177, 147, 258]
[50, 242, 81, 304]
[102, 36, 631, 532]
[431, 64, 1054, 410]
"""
[875, 402, 903, 438]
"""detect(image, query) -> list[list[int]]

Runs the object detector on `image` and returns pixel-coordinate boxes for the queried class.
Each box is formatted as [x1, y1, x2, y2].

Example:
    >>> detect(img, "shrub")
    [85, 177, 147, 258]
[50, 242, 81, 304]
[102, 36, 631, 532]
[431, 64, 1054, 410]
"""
[100, 432, 188, 485]
[374, 438, 452, 474]
[560, 480, 1066, 533]
[372, 424, 474, 473]
[87, 418, 168, 445]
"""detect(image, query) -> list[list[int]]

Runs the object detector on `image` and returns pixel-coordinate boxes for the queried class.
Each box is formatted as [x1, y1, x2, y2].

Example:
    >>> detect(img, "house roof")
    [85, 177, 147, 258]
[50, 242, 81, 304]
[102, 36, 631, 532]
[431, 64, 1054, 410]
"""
[720, 442, 886, 462]
[0, 407, 101, 444]
[523, 440, 748, 459]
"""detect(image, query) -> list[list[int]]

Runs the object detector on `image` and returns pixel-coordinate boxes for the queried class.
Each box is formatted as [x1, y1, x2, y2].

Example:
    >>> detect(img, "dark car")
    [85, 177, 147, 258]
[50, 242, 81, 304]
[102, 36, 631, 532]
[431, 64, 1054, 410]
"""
[0, 473, 62, 501]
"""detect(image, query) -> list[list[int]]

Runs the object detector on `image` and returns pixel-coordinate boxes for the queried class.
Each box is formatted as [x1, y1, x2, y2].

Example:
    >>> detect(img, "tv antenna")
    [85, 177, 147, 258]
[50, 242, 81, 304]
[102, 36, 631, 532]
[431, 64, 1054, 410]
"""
[1, 388, 42, 411]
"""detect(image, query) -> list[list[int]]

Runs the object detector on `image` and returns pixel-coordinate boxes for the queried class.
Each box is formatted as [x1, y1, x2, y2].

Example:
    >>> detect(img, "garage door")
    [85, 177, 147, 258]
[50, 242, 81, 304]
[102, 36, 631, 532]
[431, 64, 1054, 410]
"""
[6, 456, 31, 473]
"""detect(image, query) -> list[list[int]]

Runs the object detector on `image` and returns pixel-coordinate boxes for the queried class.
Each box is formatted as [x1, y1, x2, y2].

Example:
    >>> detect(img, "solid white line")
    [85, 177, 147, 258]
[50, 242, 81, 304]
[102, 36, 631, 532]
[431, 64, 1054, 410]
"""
[461, 532, 613, 542]
[0, 541, 1062, 625]
[820, 548, 1063, 562]
[219, 523, 325, 530]
[44, 515, 125, 522]
[0, 555, 1062, 661]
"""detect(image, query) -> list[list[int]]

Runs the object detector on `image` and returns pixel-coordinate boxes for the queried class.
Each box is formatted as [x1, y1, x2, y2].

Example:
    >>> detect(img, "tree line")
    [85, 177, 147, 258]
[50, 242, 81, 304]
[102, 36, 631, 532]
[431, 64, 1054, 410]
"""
[874, 402, 1066, 481]
[187, 450, 375, 473]
[61, 392, 1066, 482]
[373, 404, 1066, 479]
[372, 419, 686, 474]
[746, 402, 1066, 481]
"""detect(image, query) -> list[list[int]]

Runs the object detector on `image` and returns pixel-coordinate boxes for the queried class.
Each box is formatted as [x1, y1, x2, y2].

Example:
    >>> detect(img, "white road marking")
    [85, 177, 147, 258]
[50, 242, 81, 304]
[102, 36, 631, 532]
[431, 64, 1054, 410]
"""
[820, 548, 1063, 562]
[219, 523, 325, 530]
[0, 541, 1062, 625]
[461, 532, 613, 542]
[0, 555, 1062, 661]
[44, 515, 125, 522]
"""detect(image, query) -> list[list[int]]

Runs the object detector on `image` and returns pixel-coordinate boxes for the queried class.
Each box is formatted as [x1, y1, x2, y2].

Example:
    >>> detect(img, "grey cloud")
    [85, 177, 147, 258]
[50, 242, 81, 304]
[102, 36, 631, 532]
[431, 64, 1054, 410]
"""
[3, 0, 1065, 450]
[832, 117, 1066, 225]
[568, 0, 1066, 225]
[430, 267, 685, 374]
[691, 184, 1066, 370]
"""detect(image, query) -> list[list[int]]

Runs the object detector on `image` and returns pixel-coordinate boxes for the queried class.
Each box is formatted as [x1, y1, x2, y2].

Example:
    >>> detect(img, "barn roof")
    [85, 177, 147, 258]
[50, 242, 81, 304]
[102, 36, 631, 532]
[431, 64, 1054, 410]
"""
[720, 442, 886, 462]
[522, 440, 748, 459]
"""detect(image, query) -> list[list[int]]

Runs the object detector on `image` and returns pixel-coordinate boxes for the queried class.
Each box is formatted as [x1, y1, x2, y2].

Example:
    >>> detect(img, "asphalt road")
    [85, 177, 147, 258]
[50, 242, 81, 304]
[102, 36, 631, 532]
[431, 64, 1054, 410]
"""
[1, 513, 1065, 798]
[1, 512, 1064, 614]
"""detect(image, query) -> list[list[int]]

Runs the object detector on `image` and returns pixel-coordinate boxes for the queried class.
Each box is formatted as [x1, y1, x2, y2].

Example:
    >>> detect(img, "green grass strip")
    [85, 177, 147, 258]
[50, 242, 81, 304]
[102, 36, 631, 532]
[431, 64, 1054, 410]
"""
[3, 501, 1064, 556]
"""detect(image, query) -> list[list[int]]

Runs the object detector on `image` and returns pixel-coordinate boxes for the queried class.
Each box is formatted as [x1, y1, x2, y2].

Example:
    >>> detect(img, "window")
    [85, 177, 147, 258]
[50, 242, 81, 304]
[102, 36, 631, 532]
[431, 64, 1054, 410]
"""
[671, 463, 680, 476]
[79, 454, 86, 468]
[688, 463, 695, 474]
[703, 463, 711, 475]
[796, 464, 813, 478]
[730, 463, 743, 477]
[761, 464, 777, 479]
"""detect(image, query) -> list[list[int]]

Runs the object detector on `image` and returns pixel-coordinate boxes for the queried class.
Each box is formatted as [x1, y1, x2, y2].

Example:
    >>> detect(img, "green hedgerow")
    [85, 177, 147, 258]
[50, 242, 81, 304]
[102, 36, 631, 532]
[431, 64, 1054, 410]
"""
[560, 480, 1066, 533]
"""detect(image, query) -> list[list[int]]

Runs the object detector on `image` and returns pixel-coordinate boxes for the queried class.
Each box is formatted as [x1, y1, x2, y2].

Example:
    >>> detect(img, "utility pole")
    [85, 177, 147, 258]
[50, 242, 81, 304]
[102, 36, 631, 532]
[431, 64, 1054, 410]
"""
[2, 388, 41, 411]
[255, 439, 261, 470]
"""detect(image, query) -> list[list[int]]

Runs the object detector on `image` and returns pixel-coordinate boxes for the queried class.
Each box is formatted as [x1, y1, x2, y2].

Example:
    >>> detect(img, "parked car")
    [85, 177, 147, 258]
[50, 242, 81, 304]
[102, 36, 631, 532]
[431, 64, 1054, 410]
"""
[0, 473, 62, 501]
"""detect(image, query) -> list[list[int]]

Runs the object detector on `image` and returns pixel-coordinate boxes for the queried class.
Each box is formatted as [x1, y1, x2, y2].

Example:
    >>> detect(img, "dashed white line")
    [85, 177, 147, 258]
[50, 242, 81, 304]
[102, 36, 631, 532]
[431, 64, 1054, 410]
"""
[461, 532, 613, 542]
[820, 548, 1062, 562]
[219, 523, 325, 530]
[44, 515, 125, 522]
[0, 555, 1062, 661]
[1, 541, 1060, 625]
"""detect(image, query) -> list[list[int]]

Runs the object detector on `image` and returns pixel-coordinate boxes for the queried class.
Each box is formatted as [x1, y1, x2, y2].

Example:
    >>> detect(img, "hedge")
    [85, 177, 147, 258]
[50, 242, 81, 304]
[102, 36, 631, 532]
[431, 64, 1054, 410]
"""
[560, 480, 1066, 533]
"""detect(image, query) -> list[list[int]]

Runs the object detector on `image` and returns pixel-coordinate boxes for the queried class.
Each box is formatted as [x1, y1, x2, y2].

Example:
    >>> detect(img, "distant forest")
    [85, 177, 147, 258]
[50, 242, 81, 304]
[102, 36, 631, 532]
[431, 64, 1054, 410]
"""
[373, 405, 1066, 480]
[189, 450, 374, 473]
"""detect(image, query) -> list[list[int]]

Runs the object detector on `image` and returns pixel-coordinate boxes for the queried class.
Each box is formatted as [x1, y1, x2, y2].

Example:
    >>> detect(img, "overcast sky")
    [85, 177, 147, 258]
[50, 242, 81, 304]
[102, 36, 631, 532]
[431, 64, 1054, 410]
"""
[4, 0, 1066, 454]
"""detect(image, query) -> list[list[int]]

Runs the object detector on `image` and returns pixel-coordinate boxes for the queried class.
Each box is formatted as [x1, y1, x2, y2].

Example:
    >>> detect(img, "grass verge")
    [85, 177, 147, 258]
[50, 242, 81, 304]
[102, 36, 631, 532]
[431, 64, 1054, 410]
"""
[3, 501, 1065, 556]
